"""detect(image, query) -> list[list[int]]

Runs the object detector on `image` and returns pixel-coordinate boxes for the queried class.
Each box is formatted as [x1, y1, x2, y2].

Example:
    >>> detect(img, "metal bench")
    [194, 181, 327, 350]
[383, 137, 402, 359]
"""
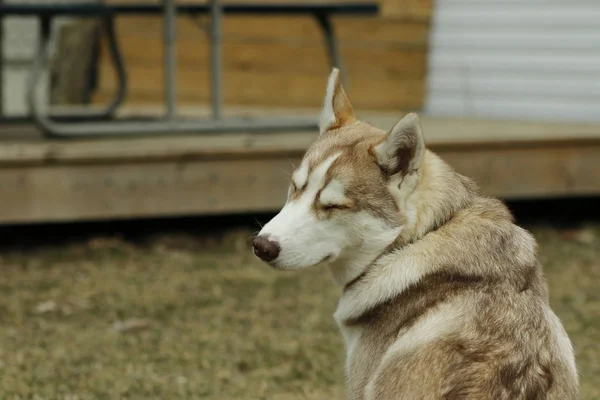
[0, 1, 379, 137]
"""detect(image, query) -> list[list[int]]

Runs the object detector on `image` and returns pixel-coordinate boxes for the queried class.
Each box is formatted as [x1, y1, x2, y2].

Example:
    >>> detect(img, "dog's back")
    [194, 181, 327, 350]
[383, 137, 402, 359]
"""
[339, 189, 578, 400]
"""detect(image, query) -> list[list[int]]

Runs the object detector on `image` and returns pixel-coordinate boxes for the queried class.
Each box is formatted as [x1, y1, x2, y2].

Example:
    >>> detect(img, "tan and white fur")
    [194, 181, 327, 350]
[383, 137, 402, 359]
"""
[252, 68, 578, 399]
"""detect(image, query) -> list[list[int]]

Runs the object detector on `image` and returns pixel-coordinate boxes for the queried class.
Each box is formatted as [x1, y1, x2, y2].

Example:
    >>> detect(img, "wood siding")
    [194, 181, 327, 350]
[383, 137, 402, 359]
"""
[92, 0, 432, 110]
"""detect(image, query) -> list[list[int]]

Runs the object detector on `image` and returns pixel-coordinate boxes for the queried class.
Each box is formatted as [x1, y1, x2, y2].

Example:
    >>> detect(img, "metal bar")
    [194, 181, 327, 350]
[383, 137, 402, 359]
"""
[315, 13, 346, 88]
[163, 0, 177, 119]
[26, 16, 52, 126]
[210, 0, 223, 120]
[25, 11, 319, 137]
[23, 0, 387, 137]
[0, 0, 4, 117]
[0, 3, 379, 17]
[38, 116, 319, 137]
[25, 15, 127, 125]
[101, 16, 127, 116]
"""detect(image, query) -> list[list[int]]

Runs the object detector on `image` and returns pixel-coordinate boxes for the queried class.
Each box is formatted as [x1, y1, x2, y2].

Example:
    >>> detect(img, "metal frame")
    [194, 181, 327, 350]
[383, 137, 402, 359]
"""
[0, 0, 4, 116]
[18, 0, 366, 137]
[26, 15, 127, 122]
[315, 12, 346, 88]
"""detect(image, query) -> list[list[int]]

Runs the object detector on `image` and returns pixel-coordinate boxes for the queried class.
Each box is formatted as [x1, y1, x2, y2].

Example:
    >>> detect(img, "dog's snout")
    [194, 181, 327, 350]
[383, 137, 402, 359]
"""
[253, 236, 281, 262]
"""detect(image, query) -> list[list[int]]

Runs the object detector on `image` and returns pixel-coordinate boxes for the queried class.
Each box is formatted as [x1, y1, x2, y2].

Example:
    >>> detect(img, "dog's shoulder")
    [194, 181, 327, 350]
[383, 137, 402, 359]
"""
[360, 196, 578, 399]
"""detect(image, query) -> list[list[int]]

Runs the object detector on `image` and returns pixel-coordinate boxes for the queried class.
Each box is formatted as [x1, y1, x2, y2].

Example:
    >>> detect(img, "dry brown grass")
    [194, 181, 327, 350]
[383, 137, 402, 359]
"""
[0, 222, 598, 399]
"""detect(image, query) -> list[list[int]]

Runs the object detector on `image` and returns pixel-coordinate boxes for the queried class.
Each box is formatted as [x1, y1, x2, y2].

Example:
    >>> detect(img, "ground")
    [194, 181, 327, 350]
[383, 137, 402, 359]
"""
[0, 216, 598, 399]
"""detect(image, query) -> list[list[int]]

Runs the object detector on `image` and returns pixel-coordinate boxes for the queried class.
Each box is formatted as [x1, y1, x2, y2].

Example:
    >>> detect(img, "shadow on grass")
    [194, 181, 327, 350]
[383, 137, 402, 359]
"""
[0, 196, 598, 252]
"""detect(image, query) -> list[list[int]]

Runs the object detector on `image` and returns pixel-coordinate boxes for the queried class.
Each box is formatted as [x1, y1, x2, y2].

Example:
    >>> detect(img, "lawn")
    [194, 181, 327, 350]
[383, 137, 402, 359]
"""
[0, 216, 598, 399]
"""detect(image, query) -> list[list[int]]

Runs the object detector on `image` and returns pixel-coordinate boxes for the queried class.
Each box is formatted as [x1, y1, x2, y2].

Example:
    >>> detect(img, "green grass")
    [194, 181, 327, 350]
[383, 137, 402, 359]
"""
[0, 223, 598, 399]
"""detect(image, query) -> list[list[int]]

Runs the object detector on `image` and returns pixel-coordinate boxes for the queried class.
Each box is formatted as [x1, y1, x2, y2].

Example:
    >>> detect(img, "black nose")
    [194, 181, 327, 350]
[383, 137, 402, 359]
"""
[253, 236, 280, 262]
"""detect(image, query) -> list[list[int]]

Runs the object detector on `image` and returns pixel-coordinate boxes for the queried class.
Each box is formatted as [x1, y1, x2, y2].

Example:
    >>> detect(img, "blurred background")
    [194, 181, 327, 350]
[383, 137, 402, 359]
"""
[0, 0, 598, 398]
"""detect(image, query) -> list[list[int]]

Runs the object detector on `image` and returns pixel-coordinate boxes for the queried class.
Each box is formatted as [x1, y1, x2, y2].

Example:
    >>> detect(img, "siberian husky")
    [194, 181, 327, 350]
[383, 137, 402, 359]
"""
[252, 68, 578, 399]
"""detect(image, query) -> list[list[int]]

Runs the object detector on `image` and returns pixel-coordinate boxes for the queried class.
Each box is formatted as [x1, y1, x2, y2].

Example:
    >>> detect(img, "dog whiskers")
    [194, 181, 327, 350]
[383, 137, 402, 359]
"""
[286, 157, 297, 169]
[276, 166, 291, 176]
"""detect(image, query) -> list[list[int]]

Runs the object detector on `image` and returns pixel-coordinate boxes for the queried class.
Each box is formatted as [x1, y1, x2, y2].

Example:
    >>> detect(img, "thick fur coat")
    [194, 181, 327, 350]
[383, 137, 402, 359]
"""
[253, 68, 578, 399]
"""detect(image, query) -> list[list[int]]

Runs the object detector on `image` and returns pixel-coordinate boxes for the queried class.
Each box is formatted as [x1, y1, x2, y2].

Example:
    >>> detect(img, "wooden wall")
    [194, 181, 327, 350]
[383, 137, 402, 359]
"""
[92, 0, 432, 110]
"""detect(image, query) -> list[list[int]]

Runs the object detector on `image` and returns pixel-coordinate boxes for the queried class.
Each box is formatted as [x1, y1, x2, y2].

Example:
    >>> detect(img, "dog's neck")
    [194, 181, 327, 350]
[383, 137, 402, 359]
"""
[328, 151, 477, 289]
[332, 151, 540, 325]
[327, 228, 401, 286]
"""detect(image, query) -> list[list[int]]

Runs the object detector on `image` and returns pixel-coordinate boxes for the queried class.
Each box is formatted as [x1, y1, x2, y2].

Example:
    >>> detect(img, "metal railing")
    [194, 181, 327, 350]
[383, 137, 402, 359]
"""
[1, 1, 378, 137]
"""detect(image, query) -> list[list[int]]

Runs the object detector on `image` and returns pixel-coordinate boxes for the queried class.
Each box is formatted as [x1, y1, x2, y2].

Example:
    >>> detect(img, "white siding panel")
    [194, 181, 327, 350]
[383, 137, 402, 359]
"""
[431, 30, 600, 52]
[3, 18, 39, 60]
[427, 95, 600, 123]
[435, 1, 600, 27]
[430, 75, 600, 100]
[3, 66, 33, 115]
[436, 9, 600, 28]
[430, 52, 600, 75]
[425, 0, 600, 122]
[1, 1, 79, 115]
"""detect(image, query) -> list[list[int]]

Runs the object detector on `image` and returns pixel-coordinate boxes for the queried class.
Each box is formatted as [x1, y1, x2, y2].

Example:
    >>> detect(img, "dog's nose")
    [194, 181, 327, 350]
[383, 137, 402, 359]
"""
[253, 236, 280, 262]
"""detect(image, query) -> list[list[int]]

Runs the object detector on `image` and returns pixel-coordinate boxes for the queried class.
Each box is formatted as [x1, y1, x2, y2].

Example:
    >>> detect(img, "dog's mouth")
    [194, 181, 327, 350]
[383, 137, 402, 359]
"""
[320, 253, 334, 264]
[268, 253, 335, 271]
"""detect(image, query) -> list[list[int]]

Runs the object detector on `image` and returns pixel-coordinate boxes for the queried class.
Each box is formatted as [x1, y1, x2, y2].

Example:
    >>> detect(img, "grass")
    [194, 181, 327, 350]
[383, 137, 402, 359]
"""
[0, 218, 598, 399]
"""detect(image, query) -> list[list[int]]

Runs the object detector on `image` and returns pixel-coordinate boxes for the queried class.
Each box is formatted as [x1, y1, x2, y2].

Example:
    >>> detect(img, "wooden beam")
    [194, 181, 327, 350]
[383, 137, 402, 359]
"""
[0, 157, 297, 223]
[102, 26, 428, 71]
[92, 7, 431, 110]
[94, 61, 426, 108]
[0, 140, 599, 224]
[380, 0, 432, 20]
[93, 16, 428, 109]
[0, 115, 599, 224]
[50, 20, 101, 105]
[441, 144, 600, 200]
[2, 115, 600, 165]
[109, 15, 429, 47]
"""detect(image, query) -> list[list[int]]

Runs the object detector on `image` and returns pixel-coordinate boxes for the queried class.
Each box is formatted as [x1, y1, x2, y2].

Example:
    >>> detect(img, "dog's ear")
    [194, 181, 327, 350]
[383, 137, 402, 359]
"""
[372, 113, 425, 177]
[319, 68, 356, 135]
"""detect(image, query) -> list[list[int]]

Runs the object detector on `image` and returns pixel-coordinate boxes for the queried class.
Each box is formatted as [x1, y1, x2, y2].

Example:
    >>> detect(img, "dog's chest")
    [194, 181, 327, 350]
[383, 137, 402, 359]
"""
[336, 319, 397, 399]
[338, 323, 362, 363]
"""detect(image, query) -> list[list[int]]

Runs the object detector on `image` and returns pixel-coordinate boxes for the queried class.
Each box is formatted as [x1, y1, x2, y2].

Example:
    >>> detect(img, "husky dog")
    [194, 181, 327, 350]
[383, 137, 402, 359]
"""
[252, 68, 578, 399]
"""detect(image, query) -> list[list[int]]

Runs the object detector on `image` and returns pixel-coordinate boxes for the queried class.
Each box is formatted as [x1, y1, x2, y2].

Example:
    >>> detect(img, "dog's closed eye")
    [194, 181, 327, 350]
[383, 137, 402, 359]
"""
[318, 179, 352, 211]
[320, 203, 351, 211]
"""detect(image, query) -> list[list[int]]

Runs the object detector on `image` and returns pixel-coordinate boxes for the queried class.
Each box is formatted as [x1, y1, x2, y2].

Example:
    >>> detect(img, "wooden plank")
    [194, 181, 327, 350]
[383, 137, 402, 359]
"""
[393, 116, 600, 145]
[110, 16, 429, 47]
[0, 132, 315, 165]
[50, 20, 101, 105]
[94, 13, 429, 109]
[100, 34, 427, 74]
[1, 114, 600, 224]
[92, 9, 431, 109]
[2, 115, 600, 166]
[0, 139, 599, 224]
[106, 0, 380, 4]
[380, 0, 432, 19]
[0, 157, 298, 223]
[441, 144, 600, 199]
[94, 60, 426, 108]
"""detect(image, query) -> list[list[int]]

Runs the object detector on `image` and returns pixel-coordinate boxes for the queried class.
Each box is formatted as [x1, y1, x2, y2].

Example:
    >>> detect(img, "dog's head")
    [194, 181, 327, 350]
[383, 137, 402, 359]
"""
[253, 68, 426, 282]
